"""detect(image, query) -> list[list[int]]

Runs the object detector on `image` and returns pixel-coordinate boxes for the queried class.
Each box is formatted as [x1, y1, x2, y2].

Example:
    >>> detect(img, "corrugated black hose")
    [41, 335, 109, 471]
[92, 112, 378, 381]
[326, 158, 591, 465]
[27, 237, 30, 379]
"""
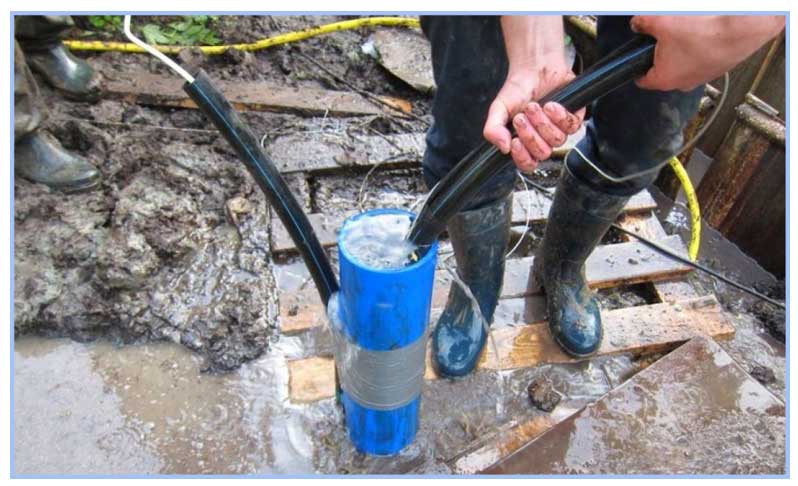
[184, 70, 339, 305]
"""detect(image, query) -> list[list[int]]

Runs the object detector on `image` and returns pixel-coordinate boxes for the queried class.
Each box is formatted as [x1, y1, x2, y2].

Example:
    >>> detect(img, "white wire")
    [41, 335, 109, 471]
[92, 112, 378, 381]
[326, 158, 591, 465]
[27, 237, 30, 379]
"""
[123, 15, 195, 84]
[504, 170, 531, 259]
[568, 72, 730, 184]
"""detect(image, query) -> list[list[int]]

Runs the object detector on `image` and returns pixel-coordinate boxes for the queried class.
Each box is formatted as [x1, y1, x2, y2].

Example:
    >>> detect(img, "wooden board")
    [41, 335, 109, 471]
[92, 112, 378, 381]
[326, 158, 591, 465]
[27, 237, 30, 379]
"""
[264, 131, 425, 174]
[449, 413, 568, 474]
[617, 212, 701, 303]
[287, 356, 336, 404]
[483, 336, 784, 474]
[105, 72, 412, 117]
[279, 234, 691, 334]
[286, 296, 735, 403]
[272, 190, 657, 254]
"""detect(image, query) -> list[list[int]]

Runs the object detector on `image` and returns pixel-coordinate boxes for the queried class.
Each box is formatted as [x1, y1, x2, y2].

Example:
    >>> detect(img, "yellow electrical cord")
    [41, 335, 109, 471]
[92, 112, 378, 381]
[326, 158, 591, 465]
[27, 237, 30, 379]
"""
[64, 16, 420, 54]
[668, 156, 701, 261]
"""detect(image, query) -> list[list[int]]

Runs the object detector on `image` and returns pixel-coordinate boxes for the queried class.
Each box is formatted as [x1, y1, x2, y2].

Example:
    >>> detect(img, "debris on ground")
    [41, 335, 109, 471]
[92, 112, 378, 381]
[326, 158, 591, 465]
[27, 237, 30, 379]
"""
[527, 377, 561, 413]
[369, 28, 436, 94]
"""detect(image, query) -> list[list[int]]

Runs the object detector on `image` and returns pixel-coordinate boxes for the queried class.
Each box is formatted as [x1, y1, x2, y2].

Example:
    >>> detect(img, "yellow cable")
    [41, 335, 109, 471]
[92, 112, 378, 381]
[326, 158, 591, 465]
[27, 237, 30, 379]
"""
[64, 16, 420, 54]
[668, 156, 701, 261]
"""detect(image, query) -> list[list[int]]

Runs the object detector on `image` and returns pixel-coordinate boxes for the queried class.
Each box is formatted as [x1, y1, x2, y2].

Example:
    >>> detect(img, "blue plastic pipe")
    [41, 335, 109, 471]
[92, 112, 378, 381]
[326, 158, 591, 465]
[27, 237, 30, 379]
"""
[335, 208, 438, 455]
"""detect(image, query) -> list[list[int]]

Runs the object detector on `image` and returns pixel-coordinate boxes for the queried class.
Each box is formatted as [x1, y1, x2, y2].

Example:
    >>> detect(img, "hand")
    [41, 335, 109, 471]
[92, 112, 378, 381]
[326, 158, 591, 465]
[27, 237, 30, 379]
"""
[631, 15, 785, 91]
[483, 16, 585, 172]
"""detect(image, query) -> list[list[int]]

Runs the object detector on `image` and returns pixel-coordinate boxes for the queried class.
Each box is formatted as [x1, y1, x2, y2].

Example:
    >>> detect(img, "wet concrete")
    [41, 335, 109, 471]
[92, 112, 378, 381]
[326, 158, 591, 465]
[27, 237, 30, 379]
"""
[485, 337, 786, 475]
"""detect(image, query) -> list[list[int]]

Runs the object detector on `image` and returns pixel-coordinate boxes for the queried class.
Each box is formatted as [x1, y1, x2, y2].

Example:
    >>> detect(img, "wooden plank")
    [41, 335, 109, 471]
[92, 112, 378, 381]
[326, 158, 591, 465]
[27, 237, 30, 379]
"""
[264, 132, 426, 174]
[286, 296, 735, 402]
[500, 234, 691, 298]
[617, 212, 700, 303]
[272, 189, 656, 254]
[280, 235, 691, 334]
[104, 72, 412, 117]
[449, 413, 572, 474]
[287, 356, 336, 404]
[483, 336, 784, 474]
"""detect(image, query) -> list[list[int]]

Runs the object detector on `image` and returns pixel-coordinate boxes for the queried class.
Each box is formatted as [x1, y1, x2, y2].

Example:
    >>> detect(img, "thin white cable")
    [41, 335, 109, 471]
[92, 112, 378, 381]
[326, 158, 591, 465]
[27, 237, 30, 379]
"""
[123, 15, 195, 84]
[569, 72, 729, 184]
[504, 170, 531, 259]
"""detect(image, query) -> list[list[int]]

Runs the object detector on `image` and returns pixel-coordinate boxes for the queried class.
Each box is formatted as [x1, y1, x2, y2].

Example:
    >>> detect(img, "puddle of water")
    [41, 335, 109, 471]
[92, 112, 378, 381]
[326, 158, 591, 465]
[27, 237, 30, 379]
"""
[14, 329, 636, 475]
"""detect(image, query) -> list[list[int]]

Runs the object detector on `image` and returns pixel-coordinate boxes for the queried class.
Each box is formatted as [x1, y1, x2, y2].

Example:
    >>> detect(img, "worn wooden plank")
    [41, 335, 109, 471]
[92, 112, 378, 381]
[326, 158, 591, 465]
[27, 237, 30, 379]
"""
[483, 336, 784, 474]
[286, 296, 735, 402]
[449, 413, 571, 474]
[280, 235, 690, 334]
[617, 212, 700, 303]
[272, 189, 656, 254]
[287, 356, 336, 404]
[265, 132, 426, 174]
[104, 72, 411, 117]
[500, 234, 691, 298]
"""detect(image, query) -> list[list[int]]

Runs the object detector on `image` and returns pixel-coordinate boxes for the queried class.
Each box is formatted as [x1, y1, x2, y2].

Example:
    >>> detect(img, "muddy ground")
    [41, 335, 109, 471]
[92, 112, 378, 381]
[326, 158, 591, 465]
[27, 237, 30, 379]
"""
[14, 15, 430, 371]
[13, 15, 786, 475]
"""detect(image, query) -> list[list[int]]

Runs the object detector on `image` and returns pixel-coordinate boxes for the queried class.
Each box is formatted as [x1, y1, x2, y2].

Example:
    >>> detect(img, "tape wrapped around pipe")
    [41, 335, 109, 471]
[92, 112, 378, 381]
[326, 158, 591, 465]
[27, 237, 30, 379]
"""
[328, 293, 427, 411]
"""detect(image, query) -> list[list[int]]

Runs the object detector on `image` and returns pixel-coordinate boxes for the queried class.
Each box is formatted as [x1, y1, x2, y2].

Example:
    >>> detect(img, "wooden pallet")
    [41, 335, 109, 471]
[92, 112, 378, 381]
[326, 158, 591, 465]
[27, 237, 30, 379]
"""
[283, 208, 734, 405]
[271, 189, 656, 254]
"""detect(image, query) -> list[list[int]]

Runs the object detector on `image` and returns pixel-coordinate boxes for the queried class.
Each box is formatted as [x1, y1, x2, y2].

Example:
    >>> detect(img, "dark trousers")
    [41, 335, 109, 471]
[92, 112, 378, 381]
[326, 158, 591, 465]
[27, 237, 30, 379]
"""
[420, 15, 703, 203]
[14, 16, 73, 141]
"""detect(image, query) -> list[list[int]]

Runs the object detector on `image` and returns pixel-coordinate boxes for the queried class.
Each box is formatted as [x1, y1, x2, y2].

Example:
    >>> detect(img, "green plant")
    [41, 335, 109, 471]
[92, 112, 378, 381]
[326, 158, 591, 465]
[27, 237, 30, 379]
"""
[87, 15, 123, 32]
[140, 15, 222, 46]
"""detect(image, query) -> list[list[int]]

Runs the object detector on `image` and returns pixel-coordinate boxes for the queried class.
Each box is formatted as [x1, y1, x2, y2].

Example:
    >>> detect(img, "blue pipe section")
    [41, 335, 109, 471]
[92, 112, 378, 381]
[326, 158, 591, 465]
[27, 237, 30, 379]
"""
[336, 208, 438, 455]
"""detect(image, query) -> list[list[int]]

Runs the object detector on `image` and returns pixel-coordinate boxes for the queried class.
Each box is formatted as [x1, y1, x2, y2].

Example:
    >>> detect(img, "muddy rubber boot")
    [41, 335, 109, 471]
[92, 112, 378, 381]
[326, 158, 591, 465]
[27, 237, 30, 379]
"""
[432, 195, 512, 377]
[534, 167, 629, 357]
[15, 131, 102, 192]
[24, 44, 99, 100]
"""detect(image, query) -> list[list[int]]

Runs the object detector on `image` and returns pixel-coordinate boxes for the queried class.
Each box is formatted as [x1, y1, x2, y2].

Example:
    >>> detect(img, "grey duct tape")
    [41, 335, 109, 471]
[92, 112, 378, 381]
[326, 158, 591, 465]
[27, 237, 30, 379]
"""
[327, 294, 427, 411]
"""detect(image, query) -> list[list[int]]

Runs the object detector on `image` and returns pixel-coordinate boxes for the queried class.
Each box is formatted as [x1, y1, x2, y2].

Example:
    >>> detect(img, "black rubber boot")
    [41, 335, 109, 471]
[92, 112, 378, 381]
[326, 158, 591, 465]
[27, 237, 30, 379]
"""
[534, 166, 629, 357]
[432, 194, 512, 377]
[15, 131, 102, 192]
[24, 44, 99, 100]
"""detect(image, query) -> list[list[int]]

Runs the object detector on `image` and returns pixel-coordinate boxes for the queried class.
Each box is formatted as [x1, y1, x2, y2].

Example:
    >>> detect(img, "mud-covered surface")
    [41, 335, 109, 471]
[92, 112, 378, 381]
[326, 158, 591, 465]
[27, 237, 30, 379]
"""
[13, 15, 786, 475]
[14, 15, 430, 371]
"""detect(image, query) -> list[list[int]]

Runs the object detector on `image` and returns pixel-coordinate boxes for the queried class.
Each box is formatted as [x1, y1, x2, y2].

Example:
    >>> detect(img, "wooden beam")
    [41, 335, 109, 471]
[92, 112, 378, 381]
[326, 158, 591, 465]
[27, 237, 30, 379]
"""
[286, 296, 735, 403]
[272, 189, 657, 254]
[105, 72, 412, 117]
[280, 234, 690, 334]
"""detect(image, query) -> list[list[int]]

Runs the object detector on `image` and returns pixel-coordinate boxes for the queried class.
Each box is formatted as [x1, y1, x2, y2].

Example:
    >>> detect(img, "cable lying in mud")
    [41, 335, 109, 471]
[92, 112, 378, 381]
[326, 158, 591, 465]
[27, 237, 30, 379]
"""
[69, 16, 421, 54]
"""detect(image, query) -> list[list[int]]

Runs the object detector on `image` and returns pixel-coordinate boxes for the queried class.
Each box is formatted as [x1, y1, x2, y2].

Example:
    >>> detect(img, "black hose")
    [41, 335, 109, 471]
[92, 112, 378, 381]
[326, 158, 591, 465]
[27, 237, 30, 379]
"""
[407, 35, 657, 249]
[184, 70, 338, 305]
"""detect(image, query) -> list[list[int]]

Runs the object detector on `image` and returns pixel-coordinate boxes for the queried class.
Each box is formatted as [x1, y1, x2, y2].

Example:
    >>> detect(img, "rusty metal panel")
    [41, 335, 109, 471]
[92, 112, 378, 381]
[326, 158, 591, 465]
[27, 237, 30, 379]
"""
[697, 100, 785, 276]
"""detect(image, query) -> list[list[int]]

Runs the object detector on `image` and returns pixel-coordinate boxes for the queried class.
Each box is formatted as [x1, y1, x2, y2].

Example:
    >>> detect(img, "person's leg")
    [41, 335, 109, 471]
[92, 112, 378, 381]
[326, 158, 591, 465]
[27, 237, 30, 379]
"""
[537, 15, 703, 356]
[421, 16, 515, 377]
[14, 40, 101, 192]
[15, 15, 99, 99]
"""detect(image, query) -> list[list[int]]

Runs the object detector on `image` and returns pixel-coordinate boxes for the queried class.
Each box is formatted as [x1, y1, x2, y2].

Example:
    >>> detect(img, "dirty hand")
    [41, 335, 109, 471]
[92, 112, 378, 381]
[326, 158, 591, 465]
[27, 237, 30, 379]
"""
[631, 15, 785, 92]
[483, 16, 585, 172]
